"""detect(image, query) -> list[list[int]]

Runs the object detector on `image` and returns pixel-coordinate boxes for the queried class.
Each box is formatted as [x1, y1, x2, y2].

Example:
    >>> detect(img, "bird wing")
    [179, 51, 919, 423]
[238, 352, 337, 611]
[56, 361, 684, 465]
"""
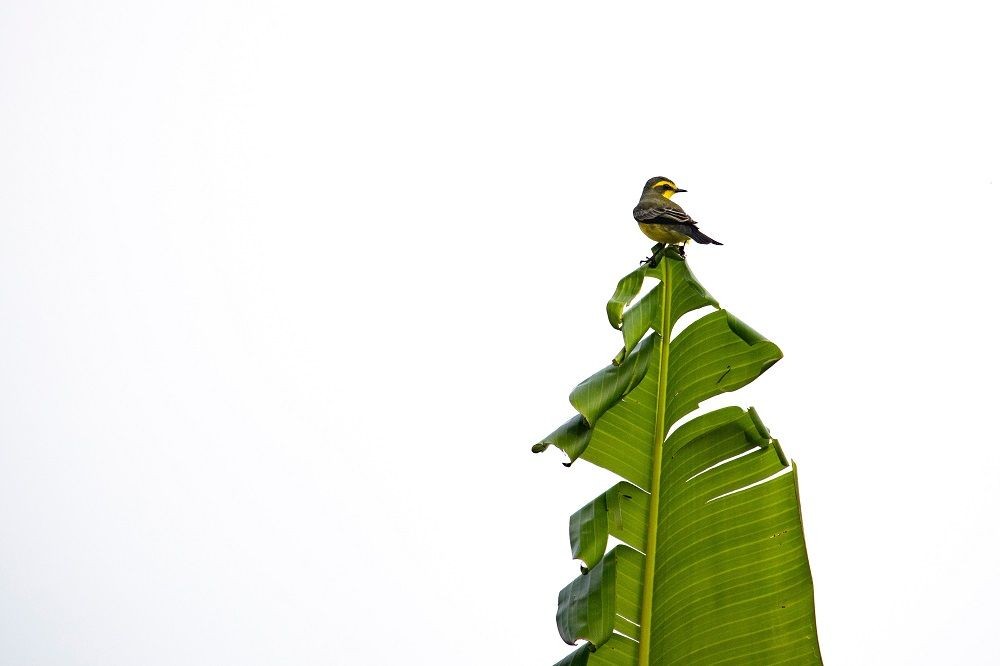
[633, 201, 695, 225]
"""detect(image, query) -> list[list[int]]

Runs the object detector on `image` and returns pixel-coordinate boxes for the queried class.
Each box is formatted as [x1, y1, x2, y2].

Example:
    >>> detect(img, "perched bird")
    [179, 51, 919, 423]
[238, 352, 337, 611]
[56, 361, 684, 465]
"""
[633, 177, 722, 255]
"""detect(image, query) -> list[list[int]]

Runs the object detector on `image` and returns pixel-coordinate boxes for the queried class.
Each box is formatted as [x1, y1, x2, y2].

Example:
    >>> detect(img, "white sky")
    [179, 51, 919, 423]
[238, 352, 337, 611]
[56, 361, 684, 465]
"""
[1, 2, 998, 664]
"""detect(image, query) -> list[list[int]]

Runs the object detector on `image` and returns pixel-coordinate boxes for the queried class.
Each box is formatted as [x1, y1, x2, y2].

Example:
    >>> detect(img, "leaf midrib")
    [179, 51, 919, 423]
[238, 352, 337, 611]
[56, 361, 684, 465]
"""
[637, 263, 672, 666]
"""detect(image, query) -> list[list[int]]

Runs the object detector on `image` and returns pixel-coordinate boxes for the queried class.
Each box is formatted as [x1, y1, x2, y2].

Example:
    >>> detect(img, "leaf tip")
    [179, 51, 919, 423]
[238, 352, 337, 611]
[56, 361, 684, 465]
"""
[747, 406, 770, 439]
[771, 438, 789, 467]
[724, 311, 767, 345]
[612, 347, 626, 366]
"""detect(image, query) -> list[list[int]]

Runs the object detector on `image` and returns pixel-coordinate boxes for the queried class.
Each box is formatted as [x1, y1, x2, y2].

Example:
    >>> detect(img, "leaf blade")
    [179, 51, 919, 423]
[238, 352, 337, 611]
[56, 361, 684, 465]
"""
[648, 411, 821, 665]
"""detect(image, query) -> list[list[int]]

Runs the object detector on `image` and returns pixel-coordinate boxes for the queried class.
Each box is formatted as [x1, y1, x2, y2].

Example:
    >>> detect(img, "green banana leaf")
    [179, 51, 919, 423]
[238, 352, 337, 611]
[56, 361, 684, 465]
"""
[534, 247, 821, 665]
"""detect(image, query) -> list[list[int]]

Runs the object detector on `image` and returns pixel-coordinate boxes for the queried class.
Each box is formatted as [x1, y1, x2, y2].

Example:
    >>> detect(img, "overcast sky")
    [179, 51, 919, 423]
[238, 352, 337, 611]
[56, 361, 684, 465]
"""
[2, 2, 999, 664]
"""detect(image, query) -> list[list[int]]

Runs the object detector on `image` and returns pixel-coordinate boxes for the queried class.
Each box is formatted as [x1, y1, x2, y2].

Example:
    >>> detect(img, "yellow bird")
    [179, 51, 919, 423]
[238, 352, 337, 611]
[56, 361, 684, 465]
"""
[633, 177, 722, 255]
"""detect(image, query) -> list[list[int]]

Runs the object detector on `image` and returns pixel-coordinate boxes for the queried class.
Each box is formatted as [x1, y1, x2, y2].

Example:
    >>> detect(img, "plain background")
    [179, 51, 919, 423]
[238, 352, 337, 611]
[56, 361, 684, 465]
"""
[2, 1, 999, 664]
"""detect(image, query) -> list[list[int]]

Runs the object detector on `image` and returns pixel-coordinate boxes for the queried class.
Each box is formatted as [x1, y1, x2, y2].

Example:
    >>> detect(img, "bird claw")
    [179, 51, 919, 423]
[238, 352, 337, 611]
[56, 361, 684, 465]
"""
[642, 243, 688, 267]
[643, 243, 667, 268]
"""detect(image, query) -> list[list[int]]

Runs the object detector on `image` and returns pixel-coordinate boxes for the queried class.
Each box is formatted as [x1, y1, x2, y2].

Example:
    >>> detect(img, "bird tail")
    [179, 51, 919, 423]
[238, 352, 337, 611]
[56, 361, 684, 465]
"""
[685, 226, 723, 245]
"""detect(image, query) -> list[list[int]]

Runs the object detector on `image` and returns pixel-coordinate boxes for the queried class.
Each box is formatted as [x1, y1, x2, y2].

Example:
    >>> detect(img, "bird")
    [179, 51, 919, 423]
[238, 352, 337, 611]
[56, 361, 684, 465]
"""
[633, 177, 722, 257]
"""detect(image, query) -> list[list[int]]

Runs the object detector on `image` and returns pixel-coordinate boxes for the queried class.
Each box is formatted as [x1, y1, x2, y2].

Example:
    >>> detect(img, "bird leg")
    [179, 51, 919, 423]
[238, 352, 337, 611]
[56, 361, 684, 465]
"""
[642, 243, 667, 267]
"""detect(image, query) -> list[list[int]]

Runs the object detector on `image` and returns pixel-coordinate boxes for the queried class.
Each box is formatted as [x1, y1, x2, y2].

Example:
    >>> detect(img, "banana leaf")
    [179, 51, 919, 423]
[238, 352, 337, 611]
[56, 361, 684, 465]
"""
[534, 247, 821, 665]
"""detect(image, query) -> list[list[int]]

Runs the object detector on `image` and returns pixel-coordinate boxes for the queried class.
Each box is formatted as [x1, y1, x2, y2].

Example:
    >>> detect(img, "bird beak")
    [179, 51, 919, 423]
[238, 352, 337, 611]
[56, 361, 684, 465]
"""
[674, 188, 687, 193]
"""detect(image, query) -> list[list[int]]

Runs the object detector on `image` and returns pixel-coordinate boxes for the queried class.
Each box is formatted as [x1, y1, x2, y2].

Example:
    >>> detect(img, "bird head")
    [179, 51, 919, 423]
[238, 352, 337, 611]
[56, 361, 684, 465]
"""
[642, 176, 687, 199]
